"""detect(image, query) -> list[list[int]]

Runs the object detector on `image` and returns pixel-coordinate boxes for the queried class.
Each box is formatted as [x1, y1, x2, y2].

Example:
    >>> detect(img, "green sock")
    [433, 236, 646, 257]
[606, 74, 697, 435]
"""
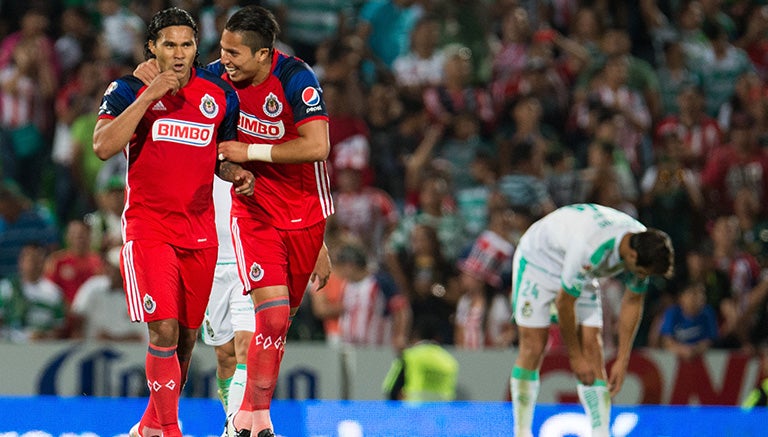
[216, 374, 233, 412]
[577, 380, 610, 437]
[511, 366, 539, 437]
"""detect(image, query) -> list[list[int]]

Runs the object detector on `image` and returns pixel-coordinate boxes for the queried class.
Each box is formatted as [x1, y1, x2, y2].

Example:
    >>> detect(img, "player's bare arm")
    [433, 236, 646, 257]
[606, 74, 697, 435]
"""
[218, 119, 330, 163]
[216, 160, 255, 196]
[310, 242, 332, 292]
[608, 289, 645, 396]
[555, 289, 596, 385]
[93, 70, 181, 160]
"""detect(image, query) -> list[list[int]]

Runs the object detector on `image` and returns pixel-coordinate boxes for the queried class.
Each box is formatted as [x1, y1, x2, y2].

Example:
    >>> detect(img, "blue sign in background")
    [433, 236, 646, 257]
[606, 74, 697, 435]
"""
[1, 396, 766, 436]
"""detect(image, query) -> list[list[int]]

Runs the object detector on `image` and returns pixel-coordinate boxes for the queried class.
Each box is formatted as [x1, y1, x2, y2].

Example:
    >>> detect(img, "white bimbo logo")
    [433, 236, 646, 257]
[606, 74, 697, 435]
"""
[152, 118, 215, 147]
[238, 110, 285, 140]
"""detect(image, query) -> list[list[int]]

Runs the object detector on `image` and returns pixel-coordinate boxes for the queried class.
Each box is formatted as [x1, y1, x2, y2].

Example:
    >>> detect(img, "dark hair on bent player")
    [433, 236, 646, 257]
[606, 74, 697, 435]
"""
[630, 229, 675, 278]
[225, 5, 280, 54]
[143, 7, 199, 63]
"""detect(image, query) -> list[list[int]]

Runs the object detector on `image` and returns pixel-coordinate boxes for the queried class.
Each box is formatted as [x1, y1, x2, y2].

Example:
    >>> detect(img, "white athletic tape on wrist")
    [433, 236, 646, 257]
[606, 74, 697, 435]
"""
[247, 143, 273, 162]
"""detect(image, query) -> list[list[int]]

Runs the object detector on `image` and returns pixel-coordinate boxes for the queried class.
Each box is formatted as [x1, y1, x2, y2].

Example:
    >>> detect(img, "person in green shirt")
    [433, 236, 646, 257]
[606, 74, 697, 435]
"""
[382, 313, 459, 402]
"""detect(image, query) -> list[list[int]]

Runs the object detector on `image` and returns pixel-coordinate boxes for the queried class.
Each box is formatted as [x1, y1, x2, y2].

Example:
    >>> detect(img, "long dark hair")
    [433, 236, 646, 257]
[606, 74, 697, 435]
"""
[143, 7, 199, 66]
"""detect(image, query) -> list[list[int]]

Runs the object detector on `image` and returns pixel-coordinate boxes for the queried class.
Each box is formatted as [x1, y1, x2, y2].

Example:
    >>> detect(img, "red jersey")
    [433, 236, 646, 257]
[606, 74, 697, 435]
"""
[207, 51, 334, 230]
[97, 68, 240, 248]
[45, 251, 104, 304]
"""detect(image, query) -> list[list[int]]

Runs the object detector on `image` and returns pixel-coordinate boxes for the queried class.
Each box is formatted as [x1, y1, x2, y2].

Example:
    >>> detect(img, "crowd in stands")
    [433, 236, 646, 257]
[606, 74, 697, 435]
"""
[3, 0, 768, 362]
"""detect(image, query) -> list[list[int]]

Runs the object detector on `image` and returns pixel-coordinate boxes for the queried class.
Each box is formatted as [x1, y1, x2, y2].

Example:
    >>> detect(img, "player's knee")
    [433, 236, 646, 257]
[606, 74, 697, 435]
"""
[256, 304, 290, 333]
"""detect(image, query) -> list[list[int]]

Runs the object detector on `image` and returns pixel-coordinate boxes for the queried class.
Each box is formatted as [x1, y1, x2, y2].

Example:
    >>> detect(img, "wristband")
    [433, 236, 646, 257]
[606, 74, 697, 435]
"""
[247, 143, 273, 162]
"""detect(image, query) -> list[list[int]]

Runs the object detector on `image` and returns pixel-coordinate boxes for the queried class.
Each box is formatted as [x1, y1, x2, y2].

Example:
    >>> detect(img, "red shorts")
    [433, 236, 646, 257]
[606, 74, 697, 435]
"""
[231, 217, 325, 308]
[121, 240, 216, 329]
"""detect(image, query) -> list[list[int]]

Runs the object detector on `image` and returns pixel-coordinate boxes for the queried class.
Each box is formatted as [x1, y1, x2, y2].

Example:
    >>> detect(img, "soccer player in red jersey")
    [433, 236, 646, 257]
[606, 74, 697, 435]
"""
[92, 8, 254, 437]
[213, 6, 333, 437]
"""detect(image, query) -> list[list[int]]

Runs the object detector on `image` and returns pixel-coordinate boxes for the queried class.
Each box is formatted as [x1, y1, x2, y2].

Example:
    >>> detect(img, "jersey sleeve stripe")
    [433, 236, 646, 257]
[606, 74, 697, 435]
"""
[295, 114, 329, 127]
[314, 161, 334, 217]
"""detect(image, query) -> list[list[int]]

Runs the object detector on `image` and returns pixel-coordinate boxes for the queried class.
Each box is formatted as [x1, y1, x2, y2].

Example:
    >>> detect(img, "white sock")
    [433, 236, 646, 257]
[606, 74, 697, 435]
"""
[577, 381, 611, 437]
[511, 366, 539, 437]
[228, 364, 248, 416]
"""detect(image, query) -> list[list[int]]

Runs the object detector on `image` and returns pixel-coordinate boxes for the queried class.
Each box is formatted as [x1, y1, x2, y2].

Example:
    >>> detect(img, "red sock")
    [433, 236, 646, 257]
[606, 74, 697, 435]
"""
[241, 297, 290, 411]
[140, 396, 161, 430]
[145, 343, 181, 435]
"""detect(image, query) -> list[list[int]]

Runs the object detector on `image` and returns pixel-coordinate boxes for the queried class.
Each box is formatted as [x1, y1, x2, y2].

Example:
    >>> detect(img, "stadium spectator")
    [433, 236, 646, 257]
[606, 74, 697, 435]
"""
[69, 245, 146, 342]
[695, 20, 754, 117]
[0, 243, 64, 342]
[658, 281, 719, 360]
[702, 113, 768, 218]
[654, 83, 723, 175]
[0, 36, 57, 199]
[44, 219, 103, 307]
[382, 314, 459, 401]
[333, 243, 410, 349]
[392, 14, 445, 99]
[0, 181, 59, 280]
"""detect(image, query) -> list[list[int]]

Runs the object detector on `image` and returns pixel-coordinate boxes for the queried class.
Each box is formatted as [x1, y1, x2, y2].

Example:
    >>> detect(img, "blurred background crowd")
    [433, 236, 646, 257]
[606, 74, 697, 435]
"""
[2, 0, 768, 364]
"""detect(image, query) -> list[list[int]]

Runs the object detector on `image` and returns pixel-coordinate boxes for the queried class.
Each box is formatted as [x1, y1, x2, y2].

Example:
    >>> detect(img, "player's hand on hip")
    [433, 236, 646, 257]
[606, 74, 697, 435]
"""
[218, 141, 249, 163]
[143, 70, 181, 101]
[134, 59, 160, 85]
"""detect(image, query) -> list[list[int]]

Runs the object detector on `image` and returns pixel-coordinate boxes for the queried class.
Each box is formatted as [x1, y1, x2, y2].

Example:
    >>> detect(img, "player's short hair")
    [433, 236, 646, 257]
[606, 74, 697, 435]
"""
[630, 229, 674, 278]
[144, 7, 198, 60]
[225, 6, 280, 54]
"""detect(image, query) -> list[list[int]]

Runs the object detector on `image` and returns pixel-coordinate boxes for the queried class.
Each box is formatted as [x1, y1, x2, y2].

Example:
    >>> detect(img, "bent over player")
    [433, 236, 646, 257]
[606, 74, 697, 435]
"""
[510, 203, 673, 437]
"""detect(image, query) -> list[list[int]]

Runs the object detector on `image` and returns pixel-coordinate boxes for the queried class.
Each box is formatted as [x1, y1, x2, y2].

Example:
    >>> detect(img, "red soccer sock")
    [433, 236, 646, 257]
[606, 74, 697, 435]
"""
[145, 343, 182, 434]
[241, 297, 290, 415]
[140, 396, 161, 431]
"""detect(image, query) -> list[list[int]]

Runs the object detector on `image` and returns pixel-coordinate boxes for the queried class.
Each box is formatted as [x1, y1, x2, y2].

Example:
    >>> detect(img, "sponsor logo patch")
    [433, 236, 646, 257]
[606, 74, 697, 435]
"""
[152, 118, 215, 147]
[263, 92, 283, 117]
[238, 111, 285, 140]
[301, 86, 321, 106]
[199, 93, 219, 118]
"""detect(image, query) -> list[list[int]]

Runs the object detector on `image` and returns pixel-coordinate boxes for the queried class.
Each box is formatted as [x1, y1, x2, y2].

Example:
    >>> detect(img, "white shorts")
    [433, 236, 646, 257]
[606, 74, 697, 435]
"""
[511, 250, 603, 329]
[201, 262, 255, 346]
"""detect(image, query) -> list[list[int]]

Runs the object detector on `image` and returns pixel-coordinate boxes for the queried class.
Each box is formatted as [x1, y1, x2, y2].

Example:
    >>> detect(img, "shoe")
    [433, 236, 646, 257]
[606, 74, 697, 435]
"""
[256, 430, 275, 437]
[225, 413, 251, 437]
[129, 423, 162, 437]
[129, 422, 162, 437]
[129, 423, 141, 437]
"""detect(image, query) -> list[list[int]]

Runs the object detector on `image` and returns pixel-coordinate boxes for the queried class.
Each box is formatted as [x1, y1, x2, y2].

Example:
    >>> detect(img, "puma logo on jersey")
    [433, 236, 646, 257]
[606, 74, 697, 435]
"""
[238, 111, 285, 140]
[152, 118, 215, 147]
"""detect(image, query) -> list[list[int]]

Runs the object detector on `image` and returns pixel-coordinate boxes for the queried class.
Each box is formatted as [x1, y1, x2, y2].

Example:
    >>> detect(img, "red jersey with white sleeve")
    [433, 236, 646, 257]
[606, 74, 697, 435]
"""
[97, 68, 240, 249]
[207, 50, 334, 230]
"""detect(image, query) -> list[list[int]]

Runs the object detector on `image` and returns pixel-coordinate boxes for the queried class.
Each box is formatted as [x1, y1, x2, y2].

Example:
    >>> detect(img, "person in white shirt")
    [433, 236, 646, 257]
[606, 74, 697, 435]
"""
[510, 203, 673, 437]
[70, 246, 146, 342]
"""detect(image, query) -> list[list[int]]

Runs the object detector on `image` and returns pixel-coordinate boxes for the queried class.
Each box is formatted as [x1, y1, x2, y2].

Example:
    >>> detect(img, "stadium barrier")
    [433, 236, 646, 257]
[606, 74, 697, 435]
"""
[0, 341, 762, 405]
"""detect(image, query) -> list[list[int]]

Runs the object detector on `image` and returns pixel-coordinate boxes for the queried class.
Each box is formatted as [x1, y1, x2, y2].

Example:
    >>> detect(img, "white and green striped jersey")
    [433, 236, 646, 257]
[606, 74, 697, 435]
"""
[517, 203, 647, 297]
